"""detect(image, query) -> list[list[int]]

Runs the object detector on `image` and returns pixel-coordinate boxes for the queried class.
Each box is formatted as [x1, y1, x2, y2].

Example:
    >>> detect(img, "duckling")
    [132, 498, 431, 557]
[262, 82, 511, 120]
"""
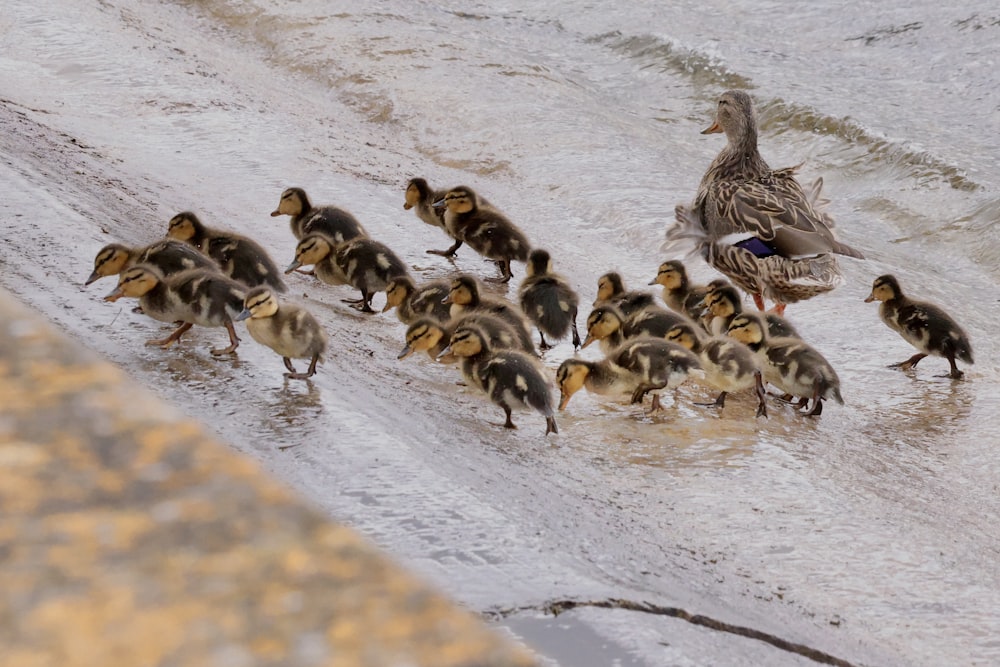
[103, 264, 245, 355]
[234, 286, 328, 379]
[85, 239, 217, 286]
[397, 312, 526, 362]
[382, 275, 453, 325]
[557, 337, 702, 413]
[437, 323, 558, 434]
[864, 274, 973, 379]
[582, 303, 691, 355]
[404, 177, 463, 257]
[665, 320, 767, 417]
[270, 187, 368, 243]
[518, 249, 581, 350]
[167, 211, 287, 293]
[727, 311, 842, 416]
[286, 233, 409, 313]
[443, 274, 535, 354]
[703, 282, 799, 339]
[432, 186, 531, 282]
[592, 272, 658, 317]
[648, 260, 711, 322]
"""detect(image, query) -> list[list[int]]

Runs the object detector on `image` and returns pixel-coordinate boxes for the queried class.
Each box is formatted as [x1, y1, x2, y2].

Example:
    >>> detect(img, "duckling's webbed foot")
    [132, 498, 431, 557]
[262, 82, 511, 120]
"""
[753, 372, 768, 418]
[146, 321, 193, 349]
[283, 357, 296, 373]
[648, 393, 664, 414]
[485, 260, 513, 284]
[426, 239, 462, 257]
[890, 352, 927, 371]
[284, 354, 320, 379]
[538, 332, 553, 351]
[946, 355, 965, 379]
[502, 406, 517, 430]
[694, 392, 727, 409]
[210, 322, 240, 356]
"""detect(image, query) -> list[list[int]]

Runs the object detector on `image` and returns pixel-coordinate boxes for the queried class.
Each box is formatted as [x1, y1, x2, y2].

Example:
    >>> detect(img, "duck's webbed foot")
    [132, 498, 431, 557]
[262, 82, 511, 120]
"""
[890, 352, 927, 371]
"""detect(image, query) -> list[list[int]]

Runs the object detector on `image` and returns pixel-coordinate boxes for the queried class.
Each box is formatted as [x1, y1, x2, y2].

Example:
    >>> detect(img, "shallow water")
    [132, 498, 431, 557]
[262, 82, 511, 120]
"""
[2, 0, 1000, 665]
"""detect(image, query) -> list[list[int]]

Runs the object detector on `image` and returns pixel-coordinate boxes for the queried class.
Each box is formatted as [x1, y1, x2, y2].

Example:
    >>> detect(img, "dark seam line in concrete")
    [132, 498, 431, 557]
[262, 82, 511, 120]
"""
[485, 598, 861, 667]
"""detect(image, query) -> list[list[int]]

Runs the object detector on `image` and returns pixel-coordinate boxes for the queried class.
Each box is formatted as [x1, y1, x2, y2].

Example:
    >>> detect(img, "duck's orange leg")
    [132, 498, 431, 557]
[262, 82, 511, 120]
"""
[753, 293, 767, 310]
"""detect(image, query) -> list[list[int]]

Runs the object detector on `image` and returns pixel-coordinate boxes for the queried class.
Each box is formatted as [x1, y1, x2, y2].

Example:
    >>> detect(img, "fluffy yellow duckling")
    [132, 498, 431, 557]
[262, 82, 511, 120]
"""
[397, 312, 527, 362]
[270, 186, 368, 243]
[234, 286, 328, 379]
[167, 211, 287, 293]
[665, 320, 766, 417]
[592, 271, 658, 317]
[286, 233, 409, 313]
[557, 337, 702, 414]
[437, 323, 558, 434]
[104, 264, 245, 355]
[518, 249, 581, 350]
[648, 260, 711, 322]
[403, 177, 464, 257]
[432, 186, 531, 282]
[727, 311, 842, 416]
[443, 274, 535, 354]
[864, 274, 973, 379]
[582, 303, 691, 355]
[703, 282, 799, 339]
[85, 239, 217, 286]
[382, 275, 453, 325]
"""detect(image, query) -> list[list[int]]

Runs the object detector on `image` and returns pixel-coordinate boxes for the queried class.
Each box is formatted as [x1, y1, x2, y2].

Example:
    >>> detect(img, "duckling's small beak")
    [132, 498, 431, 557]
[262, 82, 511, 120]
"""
[701, 121, 723, 134]
[397, 344, 413, 360]
[284, 259, 302, 274]
[581, 333, 596, 349]
[441, 294, 453, 305]
[270, 208, 282, 217]
[647, 278, 658, 286]
[103, 286, 124, 302]
[234, 308, 252, 322]
[435, 345, 453, 361]
[403, 202, 413, 210]
[84, 270, 101, 286]
[381, 301, 394, 313]
[431, 198, 446, 209]
[863, 292, 875, 303]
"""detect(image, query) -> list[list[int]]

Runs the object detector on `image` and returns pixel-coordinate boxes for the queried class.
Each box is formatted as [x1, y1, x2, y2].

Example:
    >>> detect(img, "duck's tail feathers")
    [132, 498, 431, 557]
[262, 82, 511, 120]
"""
[662, 204, 709, 257]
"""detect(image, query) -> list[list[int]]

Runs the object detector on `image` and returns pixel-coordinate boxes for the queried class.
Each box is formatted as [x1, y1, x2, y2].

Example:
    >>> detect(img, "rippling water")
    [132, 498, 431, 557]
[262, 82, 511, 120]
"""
[3, 0, 1000, 664]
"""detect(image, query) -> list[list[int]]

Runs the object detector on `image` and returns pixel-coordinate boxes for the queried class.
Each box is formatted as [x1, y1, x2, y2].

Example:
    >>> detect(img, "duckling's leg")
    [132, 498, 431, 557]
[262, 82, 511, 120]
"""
[804, 385, 823, 416]
[649, 393, 663, 414]
[426, 239, 463, 257]
[146, 322, 193, 348]
[753, 371, 768, 418]
[891, 352, 927, 371]
[344, 290, 376, 313]
[485, 260, 513, 284]
[570, 309, 581, 350]
[946, 353, 965, 379]
[538, 332, 552, 351]
[502, 405, 517, 430]
[695, 392, 727, 409]
[284, 354, 319, 380]
[629, 385, 649, 404]
[283, 357, 296, 373]
[210, 321, 240, 356]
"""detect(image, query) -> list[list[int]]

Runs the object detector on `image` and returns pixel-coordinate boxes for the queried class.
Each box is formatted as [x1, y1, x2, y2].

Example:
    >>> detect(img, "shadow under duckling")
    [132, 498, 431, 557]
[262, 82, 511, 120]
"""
[703, 282, 799, 339]
[557, 337, 702, 414]
[104, 264, 245, 355]
[235, 286, 328, 380]
[592, 271, 658, 318]
[648, 260, 711, 322]
[398, 311, 528, 362]
[665, 320, 766, 417]
[167, 211, 287, 293]
[85, 239, 218, 287]
[864, 274, 973, 379]
[382, 275, 453, 325]
[437, 322, 558, 434]
[583, 302, 691, 355]
[727, 311, 842, 416]
[443, 274, 535, 354]
[518, 249, 581, 351]
[270, 186, 368, 243]
[286, 233, 409, 313]
[432, 186, 530, 283]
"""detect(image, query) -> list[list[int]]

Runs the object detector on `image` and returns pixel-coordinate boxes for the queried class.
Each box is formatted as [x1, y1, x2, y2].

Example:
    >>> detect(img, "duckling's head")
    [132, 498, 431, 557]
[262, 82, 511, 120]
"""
[166, 212, 204, 243]
[403, 178, 430, 210]
[235, 286, 279, 322]
[287, 234, 333, 273]
[705, 284, 740, 318]
[556, 358, 593, 410]
[437, 324, 487, 360]
[583, 305, 623, 348]
[271, 187, 309, 217]
[649, 260, 686, 290]
[703, 90, 756, 141]
[726, 312, 767, 347]
[444, 274, 479, 306]
[383, 276, 416, 313]
[525, 249, 553, 278]
[432, 187, 477, 214]
[864, 274, 902, 304]
[399, 317, 447, 360]
[104, 265, 162, 302]
[665, 321, 700, 351]
[594, 272, 625, 304]
[86, 243, 131, 285]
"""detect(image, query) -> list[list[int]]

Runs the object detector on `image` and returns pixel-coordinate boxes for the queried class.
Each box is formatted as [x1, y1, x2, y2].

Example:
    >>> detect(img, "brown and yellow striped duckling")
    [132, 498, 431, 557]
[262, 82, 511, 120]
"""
[592, 271, 658, 317]
[286, 233, 409, 313]
[404, 177, 464, 257]
[665, 320, 766, 417]
[234, 286, 328, 379]
[270, 186, 368, 243]
[437, 323, 558, 434]
[104, 264, 245, 355]
[443, 274, 535, 354]
[727, 311, 842, 416]
[583, 303, 691, 355]
[432, 186, 530, 282]
[167, 211, 287, 293]
[648, 260, 711, 322]
[85, 239, 217, 287]
[518, 249, 581, 350]
[703, 282, 799, 339]
[382, 275, 453, 325]
[864, 274, 973, 379]
[398, 311, 529, 362]
[557, 337, 702, 414]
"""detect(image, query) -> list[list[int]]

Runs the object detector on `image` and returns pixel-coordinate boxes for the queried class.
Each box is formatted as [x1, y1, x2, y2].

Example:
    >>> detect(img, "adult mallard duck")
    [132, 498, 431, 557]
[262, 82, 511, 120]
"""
[666, 90, 863, 314]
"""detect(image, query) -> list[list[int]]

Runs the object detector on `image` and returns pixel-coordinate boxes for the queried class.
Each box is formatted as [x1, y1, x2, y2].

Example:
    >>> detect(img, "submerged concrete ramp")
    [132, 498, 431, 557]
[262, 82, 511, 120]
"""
[0, 289, 536, 667]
